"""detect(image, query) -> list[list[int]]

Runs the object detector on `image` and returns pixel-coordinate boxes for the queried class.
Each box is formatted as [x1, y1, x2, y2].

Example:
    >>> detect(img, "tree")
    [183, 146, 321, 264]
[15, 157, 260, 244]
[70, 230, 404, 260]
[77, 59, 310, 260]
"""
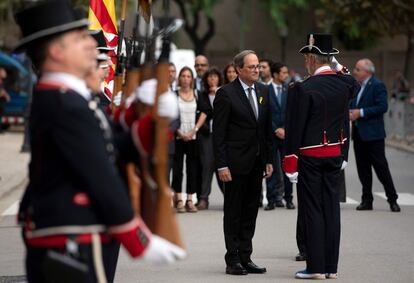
[319, 0, 414, 78]
[259, 0, 308, 30]
[259, 0, 308, 61]
[171, 0, 220, 55]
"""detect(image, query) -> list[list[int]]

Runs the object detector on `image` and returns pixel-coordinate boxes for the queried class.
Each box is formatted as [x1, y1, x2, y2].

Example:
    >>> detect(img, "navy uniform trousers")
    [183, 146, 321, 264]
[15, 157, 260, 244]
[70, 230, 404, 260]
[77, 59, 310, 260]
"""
[298, 155, 342, 274]
[26, 240, 120, 283]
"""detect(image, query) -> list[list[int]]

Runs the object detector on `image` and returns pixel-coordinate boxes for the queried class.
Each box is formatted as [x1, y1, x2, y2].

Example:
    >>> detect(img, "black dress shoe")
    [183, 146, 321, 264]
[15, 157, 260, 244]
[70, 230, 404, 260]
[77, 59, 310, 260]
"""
[356, 202, 373, 211]
[275, 200, 285, 207]
[241, 261, 267, 274]
[295, 252, 306, 261]
[264, 202, 275, 210]
[389, 202, 401, 212]
[286, 201, 295, 209]
[226, 263, 248, 275]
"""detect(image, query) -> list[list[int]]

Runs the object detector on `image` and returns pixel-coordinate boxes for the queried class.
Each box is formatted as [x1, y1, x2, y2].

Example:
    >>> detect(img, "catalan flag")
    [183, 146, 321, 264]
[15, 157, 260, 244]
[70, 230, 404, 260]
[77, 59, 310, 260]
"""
[89, 0, 118, 97]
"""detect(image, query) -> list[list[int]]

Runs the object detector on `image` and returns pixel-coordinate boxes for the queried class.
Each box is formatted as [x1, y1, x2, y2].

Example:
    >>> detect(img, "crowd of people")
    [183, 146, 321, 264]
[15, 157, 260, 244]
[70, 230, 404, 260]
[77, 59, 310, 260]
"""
[165, 40, 402, 279]
[6, 0, 404, 281]
[166, 55, 304, 213]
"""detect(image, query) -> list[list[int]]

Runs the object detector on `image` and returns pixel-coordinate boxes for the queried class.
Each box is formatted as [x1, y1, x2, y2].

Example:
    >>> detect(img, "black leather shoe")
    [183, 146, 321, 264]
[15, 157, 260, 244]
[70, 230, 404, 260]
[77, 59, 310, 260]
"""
[226, 263, 248, 275]
[264, 202, 275, 210]
[356, 202, 373, 211]
[275, 200, 285, 207]
[295, 252, 306, 261]
[286, 201, 295, 209]
[242, 261, 267, 274]
[389, 202, 401, 212]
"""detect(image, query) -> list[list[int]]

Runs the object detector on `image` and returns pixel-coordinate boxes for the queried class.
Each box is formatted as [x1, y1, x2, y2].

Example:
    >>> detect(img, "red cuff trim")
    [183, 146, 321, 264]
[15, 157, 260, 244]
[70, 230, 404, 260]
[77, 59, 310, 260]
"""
[283, 154, 298, 173]
[109, 217, 152, 258]
[131, 114, 153, 158]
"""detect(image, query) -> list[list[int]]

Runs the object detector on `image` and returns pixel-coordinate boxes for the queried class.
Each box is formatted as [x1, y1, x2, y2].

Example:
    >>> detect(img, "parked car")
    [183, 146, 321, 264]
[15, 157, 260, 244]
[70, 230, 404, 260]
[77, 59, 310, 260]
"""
[1, 53, 33, 130]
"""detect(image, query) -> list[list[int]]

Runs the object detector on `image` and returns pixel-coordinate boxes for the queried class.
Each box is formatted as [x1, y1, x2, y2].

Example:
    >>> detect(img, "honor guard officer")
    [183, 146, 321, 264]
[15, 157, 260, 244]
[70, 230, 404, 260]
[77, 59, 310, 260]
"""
[15, 1, 185, 282]
[283, 33, 359, 280]
[92, 30, 115, 108]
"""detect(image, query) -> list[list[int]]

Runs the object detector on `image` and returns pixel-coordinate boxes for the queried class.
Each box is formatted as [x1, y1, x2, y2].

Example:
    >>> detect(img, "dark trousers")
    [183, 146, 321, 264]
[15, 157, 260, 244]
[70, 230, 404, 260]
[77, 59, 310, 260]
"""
[198, 133, 215, 201]
[299, 155, 342, 274]
[353, 128, 398, 203]
[296, 180, 306, 254]
[223, 158, 263, 265]
[172, 139, 200, 194]
[266, 142, 293, 203]
[26, 240, 120, 283]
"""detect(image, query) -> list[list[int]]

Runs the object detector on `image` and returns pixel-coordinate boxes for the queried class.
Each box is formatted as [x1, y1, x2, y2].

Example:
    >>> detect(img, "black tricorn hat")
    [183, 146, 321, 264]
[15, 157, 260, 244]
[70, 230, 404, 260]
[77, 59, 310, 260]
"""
[299, 33, 339, 55]
[91, 30, 116, 52]
[14, 0, 89, 51]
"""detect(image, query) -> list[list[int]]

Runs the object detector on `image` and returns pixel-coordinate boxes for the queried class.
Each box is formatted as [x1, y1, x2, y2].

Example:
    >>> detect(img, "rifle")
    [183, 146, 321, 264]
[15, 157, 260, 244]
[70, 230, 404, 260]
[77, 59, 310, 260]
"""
[152, 23, 184, 249]
[123, 13, 150, 218]
[111, 0, 127, 112]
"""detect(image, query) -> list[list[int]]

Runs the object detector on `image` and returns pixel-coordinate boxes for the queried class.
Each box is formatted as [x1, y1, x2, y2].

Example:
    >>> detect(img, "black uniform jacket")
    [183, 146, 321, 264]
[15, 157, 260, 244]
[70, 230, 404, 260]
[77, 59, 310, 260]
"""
[213, 79, 273, 175]
[19, 83, 135, 237]
[284, 71, 359, 163]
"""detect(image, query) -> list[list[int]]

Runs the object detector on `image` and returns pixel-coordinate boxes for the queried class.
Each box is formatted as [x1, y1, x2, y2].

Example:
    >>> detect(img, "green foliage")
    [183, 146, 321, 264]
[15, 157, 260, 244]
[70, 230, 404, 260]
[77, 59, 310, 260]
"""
[259, 0, 308, 29]
[319, 0, 414, 50]
[186, 0, 221, 18]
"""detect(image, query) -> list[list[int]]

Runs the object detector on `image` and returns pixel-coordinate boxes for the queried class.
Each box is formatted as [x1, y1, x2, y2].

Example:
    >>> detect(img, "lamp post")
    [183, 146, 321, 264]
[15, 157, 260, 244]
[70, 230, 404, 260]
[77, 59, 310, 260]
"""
[279, 26, 288, 63]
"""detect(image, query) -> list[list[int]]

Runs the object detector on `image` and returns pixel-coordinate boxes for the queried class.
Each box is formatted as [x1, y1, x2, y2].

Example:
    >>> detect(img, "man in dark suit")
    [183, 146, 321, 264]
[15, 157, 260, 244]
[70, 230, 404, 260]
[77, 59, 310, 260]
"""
[350, 58, 400, 212]
[194, 55, 209, 92]
[15, 1, 184, 282]
[213, 50, 273, 276]
[283, 33, 359, 279]
[265, 62, 295, 210]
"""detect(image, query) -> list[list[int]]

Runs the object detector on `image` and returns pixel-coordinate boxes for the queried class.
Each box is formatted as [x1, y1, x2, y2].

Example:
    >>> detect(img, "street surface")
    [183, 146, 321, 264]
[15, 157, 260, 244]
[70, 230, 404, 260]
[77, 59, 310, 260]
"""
[0, 132, 413, 282]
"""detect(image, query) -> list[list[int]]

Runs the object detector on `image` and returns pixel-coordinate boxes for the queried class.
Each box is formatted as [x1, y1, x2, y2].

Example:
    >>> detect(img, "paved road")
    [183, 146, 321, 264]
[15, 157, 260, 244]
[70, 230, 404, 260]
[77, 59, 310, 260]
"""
[1, 132, 413, 282]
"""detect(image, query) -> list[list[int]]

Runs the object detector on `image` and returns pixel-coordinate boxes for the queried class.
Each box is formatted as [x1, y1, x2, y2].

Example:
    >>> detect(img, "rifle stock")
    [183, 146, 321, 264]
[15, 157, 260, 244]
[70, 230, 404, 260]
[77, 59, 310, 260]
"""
[153, 62, 184, 249]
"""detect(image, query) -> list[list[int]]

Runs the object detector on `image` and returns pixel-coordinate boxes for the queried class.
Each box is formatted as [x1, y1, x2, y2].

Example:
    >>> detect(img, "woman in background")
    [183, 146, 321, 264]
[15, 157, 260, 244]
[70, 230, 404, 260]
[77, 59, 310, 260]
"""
[223, 62, 237, 84]
[172, 66, 208, 213]
[197, 67, 224, 209]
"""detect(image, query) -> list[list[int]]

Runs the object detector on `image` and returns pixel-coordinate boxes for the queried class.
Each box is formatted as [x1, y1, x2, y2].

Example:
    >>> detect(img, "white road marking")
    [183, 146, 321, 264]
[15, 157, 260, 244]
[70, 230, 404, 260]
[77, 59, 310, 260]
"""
[375, 192, 414, 206]
[1, 201, 19, 216]
[344, 197, 359, 204]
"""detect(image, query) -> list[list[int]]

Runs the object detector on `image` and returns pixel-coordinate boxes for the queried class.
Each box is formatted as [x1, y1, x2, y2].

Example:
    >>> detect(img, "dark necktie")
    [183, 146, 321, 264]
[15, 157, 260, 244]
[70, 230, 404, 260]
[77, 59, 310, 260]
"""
[277, 86, 282, 105]
[247, 87, 258, 120]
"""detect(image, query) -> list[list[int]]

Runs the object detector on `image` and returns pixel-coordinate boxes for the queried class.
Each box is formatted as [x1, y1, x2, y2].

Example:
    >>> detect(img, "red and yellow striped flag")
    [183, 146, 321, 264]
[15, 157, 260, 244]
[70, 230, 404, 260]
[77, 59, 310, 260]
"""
[89, 0, 118, 97]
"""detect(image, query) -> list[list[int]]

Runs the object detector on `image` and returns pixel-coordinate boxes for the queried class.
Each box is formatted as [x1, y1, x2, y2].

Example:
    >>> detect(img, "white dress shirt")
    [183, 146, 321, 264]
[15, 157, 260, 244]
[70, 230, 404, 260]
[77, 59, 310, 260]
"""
[239, 78, 258, 116]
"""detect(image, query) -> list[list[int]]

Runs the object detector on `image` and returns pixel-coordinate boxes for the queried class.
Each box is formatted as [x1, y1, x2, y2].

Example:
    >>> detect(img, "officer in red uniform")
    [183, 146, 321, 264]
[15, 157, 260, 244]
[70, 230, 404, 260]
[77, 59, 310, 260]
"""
[283, 33, 359, 280]
[15, 1, 185, 282]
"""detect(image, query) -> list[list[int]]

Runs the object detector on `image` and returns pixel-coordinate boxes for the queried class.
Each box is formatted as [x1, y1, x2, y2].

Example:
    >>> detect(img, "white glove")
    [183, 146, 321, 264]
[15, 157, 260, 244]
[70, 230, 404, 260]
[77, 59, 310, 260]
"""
[158, 90, 179, 120]
[331, 56, 344, 72]
[331, 56, 350, 74]
[135, 79, 157, 105]
[142, 235, 187, 265]
[286, 172, 298, 183]
[113, 91, 122, 106]
[341, 160, 348, 170]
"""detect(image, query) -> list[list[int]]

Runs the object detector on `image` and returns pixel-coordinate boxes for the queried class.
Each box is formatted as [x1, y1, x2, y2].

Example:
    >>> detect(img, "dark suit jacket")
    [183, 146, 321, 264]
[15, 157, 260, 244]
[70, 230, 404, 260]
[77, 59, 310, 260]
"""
[268, 83, 288, 145]
[213, 79, 273, 175]
[19, 85, 134, 231]
[350, 76, 388, 141]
